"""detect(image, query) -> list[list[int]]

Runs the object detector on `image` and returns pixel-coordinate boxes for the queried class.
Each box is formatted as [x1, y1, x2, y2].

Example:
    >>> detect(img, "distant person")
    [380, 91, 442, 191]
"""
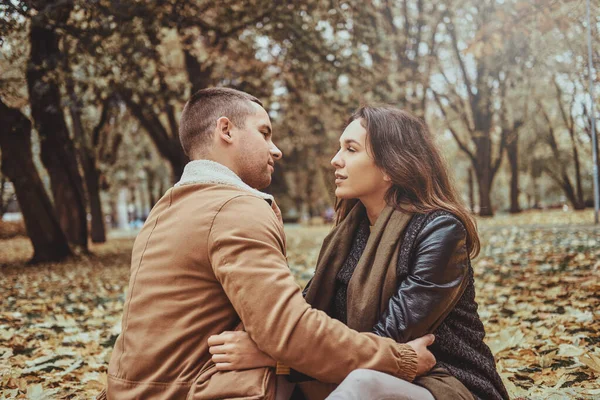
[323, 206, 335, 224]
[101, 90, 436, 399]
[208, 106, 509, 400]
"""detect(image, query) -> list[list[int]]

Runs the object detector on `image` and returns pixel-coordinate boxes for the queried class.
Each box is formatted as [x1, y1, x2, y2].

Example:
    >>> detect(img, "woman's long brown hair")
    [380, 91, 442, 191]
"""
[335, 106, 480, 258]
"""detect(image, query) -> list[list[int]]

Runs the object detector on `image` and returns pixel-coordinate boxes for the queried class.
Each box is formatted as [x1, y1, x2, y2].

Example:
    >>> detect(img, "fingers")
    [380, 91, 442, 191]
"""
[412, 334, 435, 346]
[423, 334, 435, 346]
[207, 331, 236, 347]
[211, 353, 231, 363]
[208, 344, 229, 355]
[207, 335, 223, 347]
[214, 362, 234, 371]
[426, 349, 436, 369]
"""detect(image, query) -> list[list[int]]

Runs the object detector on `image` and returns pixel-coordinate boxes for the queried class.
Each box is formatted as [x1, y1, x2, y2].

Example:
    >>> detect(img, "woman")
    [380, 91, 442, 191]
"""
[208, 106, 508, 400]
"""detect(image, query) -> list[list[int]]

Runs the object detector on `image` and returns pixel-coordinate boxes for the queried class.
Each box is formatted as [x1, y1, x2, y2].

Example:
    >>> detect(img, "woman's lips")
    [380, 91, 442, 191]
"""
[335, 174, 347, 185]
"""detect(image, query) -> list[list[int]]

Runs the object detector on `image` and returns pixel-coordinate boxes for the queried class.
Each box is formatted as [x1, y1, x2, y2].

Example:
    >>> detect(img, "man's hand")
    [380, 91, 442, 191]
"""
[208, 331, 277, 371]
[406, 334, 436, 376]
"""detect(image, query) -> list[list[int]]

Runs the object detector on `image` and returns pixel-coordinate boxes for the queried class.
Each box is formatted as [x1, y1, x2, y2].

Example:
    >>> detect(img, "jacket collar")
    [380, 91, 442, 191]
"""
[175, 160, 274, 203]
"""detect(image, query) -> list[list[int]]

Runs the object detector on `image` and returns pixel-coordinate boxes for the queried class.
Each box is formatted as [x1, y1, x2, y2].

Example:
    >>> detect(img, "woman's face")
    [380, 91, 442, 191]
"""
[330, 119, 391, 201]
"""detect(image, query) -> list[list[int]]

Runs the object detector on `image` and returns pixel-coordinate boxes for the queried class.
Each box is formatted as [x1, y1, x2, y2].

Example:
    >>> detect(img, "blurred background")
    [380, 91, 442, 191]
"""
[1, 0, 598, 249]
[0, 1, 599, 399]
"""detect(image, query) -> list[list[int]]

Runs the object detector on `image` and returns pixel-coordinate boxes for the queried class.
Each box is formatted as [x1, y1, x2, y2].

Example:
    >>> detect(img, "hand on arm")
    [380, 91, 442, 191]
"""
[209, 195, 421, 383]
[406, 334, 437, 376]
[208, 331, 276, 371]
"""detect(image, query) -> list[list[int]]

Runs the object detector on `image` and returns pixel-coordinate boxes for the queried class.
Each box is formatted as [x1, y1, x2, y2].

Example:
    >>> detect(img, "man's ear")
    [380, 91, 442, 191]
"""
[216, 117, 234, 144]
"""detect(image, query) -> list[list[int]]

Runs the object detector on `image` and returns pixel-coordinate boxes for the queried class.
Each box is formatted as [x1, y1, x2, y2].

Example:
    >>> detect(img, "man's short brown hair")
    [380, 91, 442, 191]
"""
[179, 87, 263, 157]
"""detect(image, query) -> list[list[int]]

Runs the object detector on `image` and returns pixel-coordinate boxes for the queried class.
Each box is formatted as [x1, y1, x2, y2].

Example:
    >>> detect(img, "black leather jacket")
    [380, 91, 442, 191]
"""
[372, 213, 469, 341]
[296, 211, 508, 400]
[372, 211, 508, 400]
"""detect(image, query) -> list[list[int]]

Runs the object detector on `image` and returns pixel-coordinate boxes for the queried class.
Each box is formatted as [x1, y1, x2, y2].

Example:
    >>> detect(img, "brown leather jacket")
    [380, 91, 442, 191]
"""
[107, 183, 417, 399]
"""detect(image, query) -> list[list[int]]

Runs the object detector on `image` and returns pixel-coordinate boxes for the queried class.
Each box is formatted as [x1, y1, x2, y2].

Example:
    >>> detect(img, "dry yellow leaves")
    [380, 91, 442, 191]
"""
[0, 209, 598, 399]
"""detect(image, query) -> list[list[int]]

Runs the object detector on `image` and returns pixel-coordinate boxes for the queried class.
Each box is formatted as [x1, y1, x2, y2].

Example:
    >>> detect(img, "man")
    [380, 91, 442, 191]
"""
[105, 88, 435, 399]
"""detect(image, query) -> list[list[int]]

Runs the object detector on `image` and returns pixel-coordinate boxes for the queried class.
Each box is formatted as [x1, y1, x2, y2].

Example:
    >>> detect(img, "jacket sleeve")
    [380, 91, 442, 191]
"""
[372, 215, 469, 343]
[208, 195, 418, 384]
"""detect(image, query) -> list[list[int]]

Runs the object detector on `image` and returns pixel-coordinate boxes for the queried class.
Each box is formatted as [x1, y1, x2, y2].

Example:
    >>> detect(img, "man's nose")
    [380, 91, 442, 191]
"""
[270, 143, 283, 160]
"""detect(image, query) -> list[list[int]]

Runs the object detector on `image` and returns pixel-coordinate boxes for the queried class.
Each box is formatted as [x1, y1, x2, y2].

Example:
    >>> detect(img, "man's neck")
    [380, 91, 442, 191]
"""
[196, 155, 239, 177]
[176, 159, 274, 202]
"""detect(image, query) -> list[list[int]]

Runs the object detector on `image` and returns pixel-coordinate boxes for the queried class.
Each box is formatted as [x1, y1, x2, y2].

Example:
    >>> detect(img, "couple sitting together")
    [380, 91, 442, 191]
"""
[101, 87, 508, 400]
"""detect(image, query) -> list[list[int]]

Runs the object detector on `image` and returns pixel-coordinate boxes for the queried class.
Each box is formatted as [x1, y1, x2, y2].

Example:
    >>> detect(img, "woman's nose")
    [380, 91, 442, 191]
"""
[331, 150, 343, 168]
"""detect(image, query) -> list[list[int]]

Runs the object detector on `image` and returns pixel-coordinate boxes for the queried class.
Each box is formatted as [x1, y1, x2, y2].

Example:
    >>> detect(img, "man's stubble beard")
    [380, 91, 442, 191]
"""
[253, 169, 272, 190]
[240, 165, 271, 190]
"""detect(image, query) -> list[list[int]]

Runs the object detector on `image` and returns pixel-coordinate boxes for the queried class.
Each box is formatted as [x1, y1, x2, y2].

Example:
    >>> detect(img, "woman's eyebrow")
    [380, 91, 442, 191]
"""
[341, 138, 361, 146]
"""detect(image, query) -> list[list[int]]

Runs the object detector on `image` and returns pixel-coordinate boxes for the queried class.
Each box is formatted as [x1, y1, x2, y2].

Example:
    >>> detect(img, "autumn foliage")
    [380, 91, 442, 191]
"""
[1, 210, 599, 399]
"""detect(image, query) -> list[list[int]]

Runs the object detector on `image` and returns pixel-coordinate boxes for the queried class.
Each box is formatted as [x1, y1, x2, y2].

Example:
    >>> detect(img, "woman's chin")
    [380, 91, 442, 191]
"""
[334, 188, 352, 199]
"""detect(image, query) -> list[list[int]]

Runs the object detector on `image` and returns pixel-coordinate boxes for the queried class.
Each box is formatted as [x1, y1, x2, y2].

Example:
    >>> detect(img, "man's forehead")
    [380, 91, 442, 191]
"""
[248, 103, 271, 126]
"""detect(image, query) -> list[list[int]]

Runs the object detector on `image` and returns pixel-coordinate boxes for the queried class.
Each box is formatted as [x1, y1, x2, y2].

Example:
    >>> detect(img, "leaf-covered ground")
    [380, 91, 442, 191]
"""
[1, 209, 599, 399]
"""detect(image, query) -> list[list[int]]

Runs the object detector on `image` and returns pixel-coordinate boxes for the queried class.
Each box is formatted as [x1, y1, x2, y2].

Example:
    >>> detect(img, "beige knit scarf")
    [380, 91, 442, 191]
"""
[304, 202, 412, 332]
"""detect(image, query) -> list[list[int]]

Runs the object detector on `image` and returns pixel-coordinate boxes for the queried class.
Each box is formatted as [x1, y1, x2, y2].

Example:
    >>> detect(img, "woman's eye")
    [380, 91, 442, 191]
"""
[347, 147, 356, 153]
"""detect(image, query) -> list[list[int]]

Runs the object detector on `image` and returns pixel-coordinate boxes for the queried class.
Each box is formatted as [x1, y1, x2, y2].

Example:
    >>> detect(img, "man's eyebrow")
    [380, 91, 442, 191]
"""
[259, 124, 272, 135]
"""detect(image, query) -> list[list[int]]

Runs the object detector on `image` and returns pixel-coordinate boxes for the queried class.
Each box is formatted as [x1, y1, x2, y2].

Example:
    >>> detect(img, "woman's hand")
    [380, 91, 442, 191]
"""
[208, 330, 277, 371]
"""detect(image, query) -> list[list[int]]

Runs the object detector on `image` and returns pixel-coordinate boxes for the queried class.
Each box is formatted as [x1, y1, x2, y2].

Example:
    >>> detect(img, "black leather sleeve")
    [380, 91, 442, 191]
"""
[372, 215, 470, 343]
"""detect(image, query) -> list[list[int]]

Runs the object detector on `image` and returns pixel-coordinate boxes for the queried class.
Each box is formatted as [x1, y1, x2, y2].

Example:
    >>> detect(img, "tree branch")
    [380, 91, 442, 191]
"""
[119, 89, 172, 156]
[446, 18, 475, 108]
[438, 67, 474, 132]
[92, 96, 113, 148]
[432, 89, 476, 163]
[553, 78, 572, 132]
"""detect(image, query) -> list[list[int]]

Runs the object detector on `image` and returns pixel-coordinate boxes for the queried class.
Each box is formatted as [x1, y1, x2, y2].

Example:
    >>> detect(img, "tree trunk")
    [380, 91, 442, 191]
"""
[570, 138, 585, 210]
[119, 91, 188, 181]
[467, 167, 475, 213]
[182, 47, 213, 96]
[146, 168, 157, 208]
[532, 172, 540, 209]
[158, 179, 166, 203]
[476, 173, 494, 217]
[561, 177, 579, 209]
[474, 136, 495, 217]
[543, 166, 580, 209]
[83, 154, 106, 242]
[0, 100, 71, 263]
[129, 185, 140, 221]
[0, 174, 6, 218]
[542, 109, 584, 211]
[507, 130, 521, 213]
[26, 4, 88, 249]
[65, 78, 107, 243]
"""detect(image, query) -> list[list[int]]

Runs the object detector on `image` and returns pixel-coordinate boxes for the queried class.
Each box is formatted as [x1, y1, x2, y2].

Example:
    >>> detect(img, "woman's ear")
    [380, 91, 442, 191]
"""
[216, 117, 234, 144]
[383, 173, 392, 182]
